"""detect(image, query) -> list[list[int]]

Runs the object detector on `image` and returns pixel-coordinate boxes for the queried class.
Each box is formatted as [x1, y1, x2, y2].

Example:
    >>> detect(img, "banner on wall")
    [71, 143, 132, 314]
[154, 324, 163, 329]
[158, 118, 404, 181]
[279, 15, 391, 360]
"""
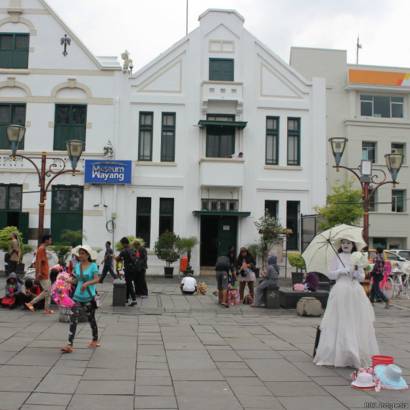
[84, 160, 132, 185]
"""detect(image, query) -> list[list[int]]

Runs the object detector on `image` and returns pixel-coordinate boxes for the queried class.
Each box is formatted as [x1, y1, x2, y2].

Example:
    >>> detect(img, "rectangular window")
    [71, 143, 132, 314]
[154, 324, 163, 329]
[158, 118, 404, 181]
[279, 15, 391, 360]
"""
[392, 190, 406, 213]
[265, 200, 278, 219]
[369, 189, 376, 212]
[206, 114, 235, 158]
[392, 143, 406, 164]
[360, 95, 404, 118]
[159, 198, 174, 235]
[138, 112, 153, 161]
[266, 116, 279, 165]
[362, 141, 377, 163]
[0, 184, 22, 211]
[54, 105, 87, 151]
[136, 197, 151, 248]
[0, 33, 29, 69]
[0, 103, 26, 149]
[287, 118, 301, 166]
[286, 201, 300, 250]
[209, 58, 234, 81]
[161, 113, 175, 162]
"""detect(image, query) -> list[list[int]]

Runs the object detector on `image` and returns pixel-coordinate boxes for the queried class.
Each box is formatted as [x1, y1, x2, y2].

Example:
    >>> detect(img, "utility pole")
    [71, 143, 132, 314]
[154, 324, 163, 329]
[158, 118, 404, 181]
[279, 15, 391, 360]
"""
[356, 36, 362, 64]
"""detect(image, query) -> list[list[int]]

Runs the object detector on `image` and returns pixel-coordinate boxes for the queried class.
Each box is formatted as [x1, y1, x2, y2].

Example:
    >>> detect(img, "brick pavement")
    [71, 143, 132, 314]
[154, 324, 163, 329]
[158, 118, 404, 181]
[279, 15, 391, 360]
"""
[0, 277, 409, 410]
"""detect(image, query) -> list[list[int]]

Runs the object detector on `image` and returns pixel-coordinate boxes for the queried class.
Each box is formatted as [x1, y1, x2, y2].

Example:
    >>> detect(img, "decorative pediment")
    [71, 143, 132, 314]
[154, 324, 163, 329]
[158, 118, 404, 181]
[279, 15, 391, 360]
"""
[135, 59, 183, 94]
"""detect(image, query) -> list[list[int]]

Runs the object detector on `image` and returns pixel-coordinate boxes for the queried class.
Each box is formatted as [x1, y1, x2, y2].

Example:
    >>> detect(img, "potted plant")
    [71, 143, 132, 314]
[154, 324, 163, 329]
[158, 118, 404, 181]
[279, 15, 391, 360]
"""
[288, 251, 306, 285]
[155, 231, 180, 278]
[176, 236, 198, 275]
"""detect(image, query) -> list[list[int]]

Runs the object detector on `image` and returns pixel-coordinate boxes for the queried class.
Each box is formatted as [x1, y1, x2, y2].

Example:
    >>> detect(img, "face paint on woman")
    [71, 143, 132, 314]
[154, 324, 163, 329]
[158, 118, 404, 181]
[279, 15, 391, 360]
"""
[341, 240, 353, 253]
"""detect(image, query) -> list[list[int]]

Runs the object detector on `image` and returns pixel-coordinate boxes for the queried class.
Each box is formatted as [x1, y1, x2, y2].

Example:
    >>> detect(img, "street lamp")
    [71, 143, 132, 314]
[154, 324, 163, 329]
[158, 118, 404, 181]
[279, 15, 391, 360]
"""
[329, 137, 403, 245]
[7, 124, 83, 243]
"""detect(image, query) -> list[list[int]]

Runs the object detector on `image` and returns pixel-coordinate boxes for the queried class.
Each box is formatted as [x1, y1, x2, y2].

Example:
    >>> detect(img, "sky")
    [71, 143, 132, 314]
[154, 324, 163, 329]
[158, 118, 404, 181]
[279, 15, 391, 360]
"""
[46, 0, 410, 71]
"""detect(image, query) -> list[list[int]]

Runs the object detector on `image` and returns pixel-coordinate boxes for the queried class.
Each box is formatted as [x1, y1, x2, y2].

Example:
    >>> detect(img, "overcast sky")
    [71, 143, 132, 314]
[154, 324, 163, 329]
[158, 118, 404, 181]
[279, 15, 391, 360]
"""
[47, 0, 410, 70]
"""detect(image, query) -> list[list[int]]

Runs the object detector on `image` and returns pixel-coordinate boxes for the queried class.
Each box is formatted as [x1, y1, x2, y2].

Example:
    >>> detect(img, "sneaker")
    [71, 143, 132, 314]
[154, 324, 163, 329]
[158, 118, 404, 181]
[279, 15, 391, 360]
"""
[128, 300, 137, 306]
[141, 295, 148, 299]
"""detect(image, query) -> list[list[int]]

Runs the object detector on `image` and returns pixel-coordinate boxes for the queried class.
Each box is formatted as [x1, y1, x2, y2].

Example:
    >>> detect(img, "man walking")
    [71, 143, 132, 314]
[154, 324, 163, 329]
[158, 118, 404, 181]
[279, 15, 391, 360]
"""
[25, 234, 54, 314]
[116, 237, 137, 306]
[7, 232, 21, 274]
[370, 247, 390, 309]
[100, 241, 116, 283]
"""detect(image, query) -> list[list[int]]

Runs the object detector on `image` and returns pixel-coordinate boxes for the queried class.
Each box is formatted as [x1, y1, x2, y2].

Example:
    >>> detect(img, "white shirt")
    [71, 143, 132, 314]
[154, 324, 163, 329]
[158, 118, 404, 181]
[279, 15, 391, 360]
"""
[181, 276, 197, 292]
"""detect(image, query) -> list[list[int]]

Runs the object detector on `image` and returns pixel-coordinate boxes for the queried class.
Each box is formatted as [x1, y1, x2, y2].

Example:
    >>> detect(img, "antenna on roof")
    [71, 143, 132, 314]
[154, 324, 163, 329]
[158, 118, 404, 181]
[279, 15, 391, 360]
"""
[186, 0, 189, 36]
[356, 35, 362, 64]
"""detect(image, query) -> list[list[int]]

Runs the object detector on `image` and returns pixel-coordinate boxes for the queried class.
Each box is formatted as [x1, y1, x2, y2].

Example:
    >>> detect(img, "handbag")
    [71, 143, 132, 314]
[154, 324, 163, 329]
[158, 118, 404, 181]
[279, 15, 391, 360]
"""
[4, 253, 10, 264]
[79, 266, 98, 308]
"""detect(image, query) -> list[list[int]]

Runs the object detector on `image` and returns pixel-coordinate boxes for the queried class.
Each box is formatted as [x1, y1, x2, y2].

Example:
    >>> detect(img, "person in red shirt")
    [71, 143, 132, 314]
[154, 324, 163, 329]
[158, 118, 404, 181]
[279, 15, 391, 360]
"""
[25, 234, 54, 314]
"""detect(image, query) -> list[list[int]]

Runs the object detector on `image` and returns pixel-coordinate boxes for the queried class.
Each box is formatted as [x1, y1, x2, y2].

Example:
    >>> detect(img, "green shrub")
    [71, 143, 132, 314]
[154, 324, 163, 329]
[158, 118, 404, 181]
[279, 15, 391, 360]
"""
[0, 226, 23, 252]
[155, 231, 179, 266]
[288, 251, 306, 271]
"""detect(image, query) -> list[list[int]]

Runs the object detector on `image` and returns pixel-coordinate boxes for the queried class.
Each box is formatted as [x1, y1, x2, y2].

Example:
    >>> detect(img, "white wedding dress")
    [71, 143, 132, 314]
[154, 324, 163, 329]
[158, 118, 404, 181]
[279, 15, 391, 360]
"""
[314, 252, 379, 368]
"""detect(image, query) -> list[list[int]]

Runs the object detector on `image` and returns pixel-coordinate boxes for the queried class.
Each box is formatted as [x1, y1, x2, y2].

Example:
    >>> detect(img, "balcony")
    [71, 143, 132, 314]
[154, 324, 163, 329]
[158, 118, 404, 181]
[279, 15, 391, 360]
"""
[201, 81, 243, 103]
[199, 158, 245, 187]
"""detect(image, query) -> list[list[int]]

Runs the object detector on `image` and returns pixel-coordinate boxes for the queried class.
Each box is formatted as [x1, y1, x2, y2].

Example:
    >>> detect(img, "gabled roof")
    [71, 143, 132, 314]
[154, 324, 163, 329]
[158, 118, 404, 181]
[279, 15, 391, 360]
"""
[38, 0, 120, 71]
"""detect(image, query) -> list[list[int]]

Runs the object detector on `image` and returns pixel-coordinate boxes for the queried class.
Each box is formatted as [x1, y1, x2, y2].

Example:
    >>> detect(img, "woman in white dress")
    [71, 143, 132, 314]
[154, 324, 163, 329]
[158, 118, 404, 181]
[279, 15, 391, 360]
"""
[314, 239, 379, 368]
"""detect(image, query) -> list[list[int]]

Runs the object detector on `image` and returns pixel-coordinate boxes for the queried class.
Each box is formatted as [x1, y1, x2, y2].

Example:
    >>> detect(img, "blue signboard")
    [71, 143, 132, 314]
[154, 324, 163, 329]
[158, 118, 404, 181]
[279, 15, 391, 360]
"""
[84, 160, 132, 185]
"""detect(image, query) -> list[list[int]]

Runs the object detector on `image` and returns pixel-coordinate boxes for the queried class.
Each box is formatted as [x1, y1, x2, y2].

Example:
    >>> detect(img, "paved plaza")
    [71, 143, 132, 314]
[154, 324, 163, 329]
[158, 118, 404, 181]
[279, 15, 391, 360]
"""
[0, 277, 410, 410]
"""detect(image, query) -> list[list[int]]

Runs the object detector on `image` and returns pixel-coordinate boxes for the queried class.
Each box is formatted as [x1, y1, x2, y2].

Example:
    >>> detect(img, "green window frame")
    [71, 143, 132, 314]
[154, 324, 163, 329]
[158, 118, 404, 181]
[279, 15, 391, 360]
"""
[0, 33, 29, 69]
[362, 141, 377, 163]
[0, 103, 26, 149]
[266, 116, 279, 165]
[136, 197, 151, 248]
[392, 189, 406, 213]
[138, 112, 153, 161]
[206, 114, 235, 158]
[287, 117, 301, 166]
[209, 58, 234, 81]
[265, 200, 278, 219]
[53, 104, 87, 151]
[0, 184, 22, 211]
[392, 142, 406, 164]
[159, 198, 174, 236]
[161, 112, 176, 162]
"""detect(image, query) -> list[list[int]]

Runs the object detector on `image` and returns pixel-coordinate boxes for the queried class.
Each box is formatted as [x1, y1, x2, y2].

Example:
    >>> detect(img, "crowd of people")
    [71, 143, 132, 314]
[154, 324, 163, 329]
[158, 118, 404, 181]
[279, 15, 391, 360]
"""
[0, 230, 398, 369]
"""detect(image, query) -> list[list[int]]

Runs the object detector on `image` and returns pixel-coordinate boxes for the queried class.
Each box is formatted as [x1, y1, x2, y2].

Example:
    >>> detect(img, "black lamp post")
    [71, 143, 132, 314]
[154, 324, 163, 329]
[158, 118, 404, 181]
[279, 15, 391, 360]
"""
[7, 124, 84, 243]
[329, 137, 403, 245]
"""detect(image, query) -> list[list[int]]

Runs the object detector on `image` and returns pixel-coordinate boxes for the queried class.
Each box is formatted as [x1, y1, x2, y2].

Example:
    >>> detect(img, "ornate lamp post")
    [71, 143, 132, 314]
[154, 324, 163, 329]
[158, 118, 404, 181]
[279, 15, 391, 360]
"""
[7, 124, 84, 243]
[329, 137, 403, 245]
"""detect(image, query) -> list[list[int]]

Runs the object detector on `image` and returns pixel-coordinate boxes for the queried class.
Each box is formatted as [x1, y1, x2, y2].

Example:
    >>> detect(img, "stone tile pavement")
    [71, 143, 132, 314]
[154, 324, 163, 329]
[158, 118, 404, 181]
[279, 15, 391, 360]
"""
[0, 276, 409, 409]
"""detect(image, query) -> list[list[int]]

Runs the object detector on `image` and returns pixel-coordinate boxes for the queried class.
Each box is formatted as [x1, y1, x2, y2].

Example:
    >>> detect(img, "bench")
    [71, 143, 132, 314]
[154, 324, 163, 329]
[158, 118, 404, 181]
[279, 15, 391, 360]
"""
[278, 287, 329, 309]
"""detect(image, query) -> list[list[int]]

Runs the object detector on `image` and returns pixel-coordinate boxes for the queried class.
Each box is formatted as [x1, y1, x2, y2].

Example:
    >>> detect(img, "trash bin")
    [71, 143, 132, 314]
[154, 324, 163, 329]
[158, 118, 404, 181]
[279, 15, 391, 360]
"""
[113, 279, 127, 306]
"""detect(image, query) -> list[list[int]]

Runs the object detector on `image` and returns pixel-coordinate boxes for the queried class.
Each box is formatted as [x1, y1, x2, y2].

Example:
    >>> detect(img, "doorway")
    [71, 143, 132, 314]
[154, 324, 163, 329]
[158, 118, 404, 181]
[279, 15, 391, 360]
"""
[200, 215, 238, 266]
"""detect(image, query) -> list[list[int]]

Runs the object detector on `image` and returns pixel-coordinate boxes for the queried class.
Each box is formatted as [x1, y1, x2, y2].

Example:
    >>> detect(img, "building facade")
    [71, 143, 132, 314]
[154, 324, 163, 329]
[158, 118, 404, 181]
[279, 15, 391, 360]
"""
[0, 0, 122, 249]
[291, 47, 410, 250]
[0, 2, 327, 274]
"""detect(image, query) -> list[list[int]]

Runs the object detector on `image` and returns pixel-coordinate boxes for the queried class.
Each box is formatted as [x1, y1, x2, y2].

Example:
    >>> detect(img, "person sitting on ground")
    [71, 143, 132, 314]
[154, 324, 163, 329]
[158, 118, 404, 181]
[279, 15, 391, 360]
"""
[0, 273, 24, 309]
[22, 278, 44, 310]
[215, 255, 231, 307]
[252, 255, 279, 307]
[180, 273, 197, 295]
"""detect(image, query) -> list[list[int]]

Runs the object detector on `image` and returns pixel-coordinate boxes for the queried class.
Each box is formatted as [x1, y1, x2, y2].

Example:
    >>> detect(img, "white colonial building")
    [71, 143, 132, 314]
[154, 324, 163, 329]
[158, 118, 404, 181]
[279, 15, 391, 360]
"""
[291, 47, 410, 250]
[0, 0, 123, 251]
[0, 1, 327, 274]
[119, 9, 327, 272]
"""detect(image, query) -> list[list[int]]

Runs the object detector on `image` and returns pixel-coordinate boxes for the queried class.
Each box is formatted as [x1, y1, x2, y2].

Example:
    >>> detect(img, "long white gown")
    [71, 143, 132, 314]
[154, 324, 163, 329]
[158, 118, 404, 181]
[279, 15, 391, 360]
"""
[313, 252, 379, 368]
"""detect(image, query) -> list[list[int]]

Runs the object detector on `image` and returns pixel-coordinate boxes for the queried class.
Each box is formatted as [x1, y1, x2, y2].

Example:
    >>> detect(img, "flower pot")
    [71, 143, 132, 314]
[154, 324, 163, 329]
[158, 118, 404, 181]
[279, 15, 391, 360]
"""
[164, 266, 174, 278]
[291, 271, 304, 285]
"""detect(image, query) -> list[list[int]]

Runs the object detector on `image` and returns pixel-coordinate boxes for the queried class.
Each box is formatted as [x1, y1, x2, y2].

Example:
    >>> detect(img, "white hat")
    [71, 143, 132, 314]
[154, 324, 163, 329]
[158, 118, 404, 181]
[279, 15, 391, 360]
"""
[71, 245, 81, 257]
[78, 245, 97, 261]
[351, 371, 376, 389]
[375, 364, 408, 390]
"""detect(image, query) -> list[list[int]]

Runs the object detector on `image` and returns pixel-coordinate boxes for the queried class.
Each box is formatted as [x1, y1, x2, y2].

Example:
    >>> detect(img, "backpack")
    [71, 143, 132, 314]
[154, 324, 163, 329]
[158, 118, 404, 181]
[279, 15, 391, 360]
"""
[4, 253, 10, 264]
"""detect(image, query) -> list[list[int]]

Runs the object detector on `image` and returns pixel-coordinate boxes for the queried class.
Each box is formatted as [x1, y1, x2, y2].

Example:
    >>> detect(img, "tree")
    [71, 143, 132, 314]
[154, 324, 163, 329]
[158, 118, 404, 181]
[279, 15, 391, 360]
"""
[316, 180, 363, 230]
[254, 214, 290, 269]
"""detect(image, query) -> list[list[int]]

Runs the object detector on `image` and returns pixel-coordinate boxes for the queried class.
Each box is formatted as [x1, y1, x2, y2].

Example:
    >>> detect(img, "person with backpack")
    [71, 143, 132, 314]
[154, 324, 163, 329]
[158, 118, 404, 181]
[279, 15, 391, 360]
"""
[116, 237, 137, 306]
[61, 245, 100, 353]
